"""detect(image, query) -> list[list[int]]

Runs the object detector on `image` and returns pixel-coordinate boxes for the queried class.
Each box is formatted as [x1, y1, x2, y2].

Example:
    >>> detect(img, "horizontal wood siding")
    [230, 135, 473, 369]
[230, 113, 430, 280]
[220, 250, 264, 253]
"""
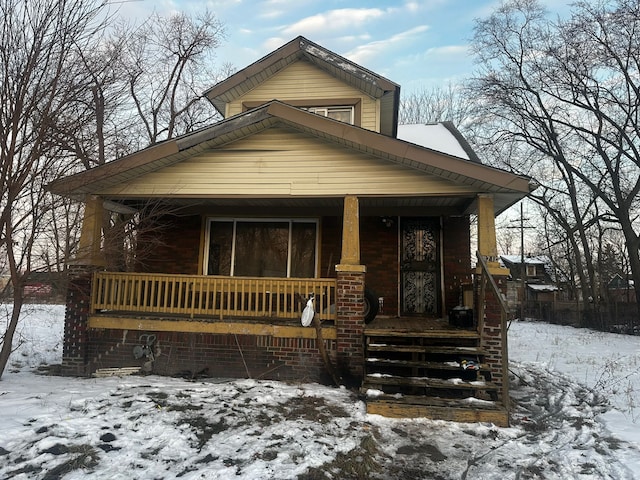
[227, 61, 379, 132]
[99, 128, 478, 197]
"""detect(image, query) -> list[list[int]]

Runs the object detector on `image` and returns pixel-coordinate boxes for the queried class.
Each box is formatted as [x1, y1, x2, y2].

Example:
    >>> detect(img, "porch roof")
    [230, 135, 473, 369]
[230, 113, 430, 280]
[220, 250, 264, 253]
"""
[48, 101, 534, 215]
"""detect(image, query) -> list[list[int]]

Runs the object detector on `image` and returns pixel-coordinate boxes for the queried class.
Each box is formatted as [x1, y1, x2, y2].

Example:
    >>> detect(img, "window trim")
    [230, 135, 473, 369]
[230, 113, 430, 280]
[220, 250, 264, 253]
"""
[203, 217, 320, 278]
[242, 98, 362, 126]
[306, 106, 355, 124]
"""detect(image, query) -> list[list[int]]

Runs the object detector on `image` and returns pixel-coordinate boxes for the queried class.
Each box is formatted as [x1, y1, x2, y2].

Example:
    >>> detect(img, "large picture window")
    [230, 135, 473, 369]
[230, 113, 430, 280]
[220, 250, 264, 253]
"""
[205, 218, 318, 278]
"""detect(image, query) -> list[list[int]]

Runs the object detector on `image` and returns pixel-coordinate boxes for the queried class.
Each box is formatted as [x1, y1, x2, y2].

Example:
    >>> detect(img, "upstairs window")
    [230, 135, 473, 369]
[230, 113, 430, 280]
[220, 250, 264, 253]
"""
[306, 106, 354, 124]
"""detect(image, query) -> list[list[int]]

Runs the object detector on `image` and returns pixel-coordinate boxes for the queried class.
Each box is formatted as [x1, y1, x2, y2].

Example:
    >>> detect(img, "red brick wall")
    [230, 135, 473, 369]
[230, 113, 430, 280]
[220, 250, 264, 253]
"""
[335, 270, 365, 384]
[138, 214, 202, 274]
[62, 267, 93, 375]
[442, 216, 472, 315]
[360, 216, 399, 315]
[319, 216, 341, 279]
[87, 328, 337, 383]
[476, 273, 509, 403]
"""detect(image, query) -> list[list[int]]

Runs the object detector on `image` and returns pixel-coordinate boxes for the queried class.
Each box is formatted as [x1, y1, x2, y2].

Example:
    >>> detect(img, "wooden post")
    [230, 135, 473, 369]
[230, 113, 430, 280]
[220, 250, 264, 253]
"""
[338, 194, 361, 267]
[71, 195, 106, 267]
[476, 194, 508, 276]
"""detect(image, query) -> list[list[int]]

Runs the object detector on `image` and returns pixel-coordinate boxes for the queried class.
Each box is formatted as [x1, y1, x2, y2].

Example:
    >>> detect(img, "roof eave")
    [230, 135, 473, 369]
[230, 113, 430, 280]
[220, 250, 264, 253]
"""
[49, 101, 533, 205]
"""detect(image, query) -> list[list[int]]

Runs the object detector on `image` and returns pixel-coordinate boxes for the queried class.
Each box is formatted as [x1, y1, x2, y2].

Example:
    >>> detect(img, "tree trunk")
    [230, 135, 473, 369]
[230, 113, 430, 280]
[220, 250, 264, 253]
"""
[0, 294, 23, 380]
[312, 313, 341, 387]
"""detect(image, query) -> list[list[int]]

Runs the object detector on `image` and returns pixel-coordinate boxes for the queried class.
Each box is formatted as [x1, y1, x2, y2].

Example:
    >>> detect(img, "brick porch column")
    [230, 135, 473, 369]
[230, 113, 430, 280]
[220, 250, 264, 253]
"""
[335, 195, 365, 384]
[476, 194, 511, 407]
[61, 195, 105, 375]
[476, 272, 510, 406]
[335, 267, 365, 383]
[61, 266, 94, 375]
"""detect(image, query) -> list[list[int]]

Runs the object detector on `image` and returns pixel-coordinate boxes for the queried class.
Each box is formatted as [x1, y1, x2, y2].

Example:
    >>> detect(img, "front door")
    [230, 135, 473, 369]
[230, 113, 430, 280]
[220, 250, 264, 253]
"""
[401, 218, 441, 316]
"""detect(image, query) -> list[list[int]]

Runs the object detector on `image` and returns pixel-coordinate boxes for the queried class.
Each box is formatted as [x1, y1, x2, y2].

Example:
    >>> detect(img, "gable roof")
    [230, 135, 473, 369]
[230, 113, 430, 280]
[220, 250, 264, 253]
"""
[396, 122, 482, 163]
[48, 101, 533, 215]
[204, 36, 401, 137]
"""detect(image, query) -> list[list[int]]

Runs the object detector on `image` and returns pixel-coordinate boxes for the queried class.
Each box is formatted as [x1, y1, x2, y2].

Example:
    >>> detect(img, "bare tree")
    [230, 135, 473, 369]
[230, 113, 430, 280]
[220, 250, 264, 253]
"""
[0, 0, 112, 378]
[399, 82, 478, 127]
[469, 0, 640, 323]
[116, 10, 226, 147]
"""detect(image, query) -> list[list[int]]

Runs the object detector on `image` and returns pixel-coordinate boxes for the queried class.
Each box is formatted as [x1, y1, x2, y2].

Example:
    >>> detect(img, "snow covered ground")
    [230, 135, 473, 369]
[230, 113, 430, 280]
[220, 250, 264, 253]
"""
[1, 304, 640, 479]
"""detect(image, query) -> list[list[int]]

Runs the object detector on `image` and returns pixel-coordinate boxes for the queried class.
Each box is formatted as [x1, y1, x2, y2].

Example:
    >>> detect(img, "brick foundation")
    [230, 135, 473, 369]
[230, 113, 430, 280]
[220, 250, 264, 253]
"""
[86, 329, 336, 383]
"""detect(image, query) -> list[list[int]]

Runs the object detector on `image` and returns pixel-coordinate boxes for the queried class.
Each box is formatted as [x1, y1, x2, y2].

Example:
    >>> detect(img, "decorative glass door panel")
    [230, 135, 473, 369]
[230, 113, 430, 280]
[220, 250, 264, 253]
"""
[401, 218, 441, 316]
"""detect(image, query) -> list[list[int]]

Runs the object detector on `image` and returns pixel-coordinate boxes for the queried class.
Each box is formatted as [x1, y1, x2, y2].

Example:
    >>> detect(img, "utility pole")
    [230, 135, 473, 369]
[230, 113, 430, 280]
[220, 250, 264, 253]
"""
[520, 202, 526, 321]
[506, 202, 533, 320]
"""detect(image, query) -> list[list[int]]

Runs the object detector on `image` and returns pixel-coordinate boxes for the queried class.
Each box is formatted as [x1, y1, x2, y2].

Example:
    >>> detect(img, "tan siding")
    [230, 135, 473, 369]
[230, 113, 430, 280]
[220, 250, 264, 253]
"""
[99, 128, 478, 197]
[227, 61, 379, 132]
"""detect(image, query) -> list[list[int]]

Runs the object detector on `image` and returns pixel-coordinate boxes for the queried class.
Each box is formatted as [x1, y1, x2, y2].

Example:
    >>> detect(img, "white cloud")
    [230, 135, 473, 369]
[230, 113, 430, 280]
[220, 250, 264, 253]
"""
[263, 36, 288, 51]
[282, 8, 387, 36]
[259, 9, 286, 20]
[425, 45, 469, 57]
[344, 25, 430, 65]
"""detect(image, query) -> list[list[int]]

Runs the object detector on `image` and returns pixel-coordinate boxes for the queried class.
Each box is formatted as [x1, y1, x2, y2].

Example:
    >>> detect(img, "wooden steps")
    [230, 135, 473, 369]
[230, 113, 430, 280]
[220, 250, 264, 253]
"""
[362, 322, 508, 426]
[365, 394, 508, 425]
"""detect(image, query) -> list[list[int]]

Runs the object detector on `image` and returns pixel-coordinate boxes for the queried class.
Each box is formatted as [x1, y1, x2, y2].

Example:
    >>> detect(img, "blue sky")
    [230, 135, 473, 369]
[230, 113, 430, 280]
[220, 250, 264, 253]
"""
[118, 0, 573, 94]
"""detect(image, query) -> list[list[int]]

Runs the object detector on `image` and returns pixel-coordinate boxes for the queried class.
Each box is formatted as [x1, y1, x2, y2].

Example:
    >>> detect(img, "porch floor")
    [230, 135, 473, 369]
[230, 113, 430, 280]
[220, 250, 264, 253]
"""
[365, 316, 478, 336]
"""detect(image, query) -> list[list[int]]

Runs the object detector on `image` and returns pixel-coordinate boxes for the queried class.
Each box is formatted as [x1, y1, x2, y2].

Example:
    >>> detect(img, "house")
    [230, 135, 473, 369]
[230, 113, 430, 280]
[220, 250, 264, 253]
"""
[500, 255, 560, 306]
[48, 36, 534, 425]
[607, 274, 635, 303]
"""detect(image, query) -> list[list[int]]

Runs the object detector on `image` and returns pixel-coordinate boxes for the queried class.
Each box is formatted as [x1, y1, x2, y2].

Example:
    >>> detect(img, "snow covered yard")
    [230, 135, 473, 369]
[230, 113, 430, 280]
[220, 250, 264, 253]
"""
[1, 305, 640, 479]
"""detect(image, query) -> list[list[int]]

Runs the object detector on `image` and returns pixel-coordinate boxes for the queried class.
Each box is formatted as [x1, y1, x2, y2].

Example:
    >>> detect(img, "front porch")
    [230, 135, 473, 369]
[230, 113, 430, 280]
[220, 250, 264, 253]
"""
[57, 189, 516, 428]
[79, 269, 509, 426]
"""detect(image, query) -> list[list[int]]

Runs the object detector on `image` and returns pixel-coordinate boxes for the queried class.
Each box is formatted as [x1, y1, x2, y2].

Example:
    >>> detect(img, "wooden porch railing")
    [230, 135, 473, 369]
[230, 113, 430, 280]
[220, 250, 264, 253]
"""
[91, 272, 337, 322]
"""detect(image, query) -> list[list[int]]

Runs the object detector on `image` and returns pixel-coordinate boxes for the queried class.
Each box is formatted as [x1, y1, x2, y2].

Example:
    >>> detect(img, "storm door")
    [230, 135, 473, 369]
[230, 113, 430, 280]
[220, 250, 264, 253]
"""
[401, 218, 441, 316]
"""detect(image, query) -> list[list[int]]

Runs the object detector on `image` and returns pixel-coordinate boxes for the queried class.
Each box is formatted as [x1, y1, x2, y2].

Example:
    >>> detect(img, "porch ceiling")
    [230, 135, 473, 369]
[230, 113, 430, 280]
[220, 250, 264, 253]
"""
[103, 194, 497, 217]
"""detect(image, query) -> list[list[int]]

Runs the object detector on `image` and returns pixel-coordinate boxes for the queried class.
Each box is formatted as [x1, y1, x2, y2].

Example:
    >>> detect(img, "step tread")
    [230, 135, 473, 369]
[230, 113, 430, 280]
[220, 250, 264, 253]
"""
[363, 393, 503, 410]
[365, 328, 479, 339]
[366, 344, 485, 355]
[365, 358, 487, 371]
[364, 395, 509, 426]
[363, 374, 498, 390]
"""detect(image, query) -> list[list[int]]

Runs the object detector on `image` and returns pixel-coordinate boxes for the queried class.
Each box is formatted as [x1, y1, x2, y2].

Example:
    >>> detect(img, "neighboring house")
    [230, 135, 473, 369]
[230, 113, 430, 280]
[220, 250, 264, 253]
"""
[500, 255, 560, 304]
[607, 274, 636, 303]
[23, 271, 67, 301]
[49, 36, 534, 425]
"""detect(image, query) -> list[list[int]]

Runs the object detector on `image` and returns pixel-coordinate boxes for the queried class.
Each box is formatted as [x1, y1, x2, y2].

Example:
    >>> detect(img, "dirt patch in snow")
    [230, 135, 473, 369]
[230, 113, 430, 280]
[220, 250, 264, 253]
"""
[0, 364, 638, 479]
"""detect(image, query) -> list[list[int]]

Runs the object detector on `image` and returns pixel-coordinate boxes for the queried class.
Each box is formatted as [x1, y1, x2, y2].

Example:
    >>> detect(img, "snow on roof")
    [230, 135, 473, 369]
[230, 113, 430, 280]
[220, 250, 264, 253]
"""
[501, 255, 550, 265]
[396, 124, 471, 160]
[528, 284, 558, 292]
